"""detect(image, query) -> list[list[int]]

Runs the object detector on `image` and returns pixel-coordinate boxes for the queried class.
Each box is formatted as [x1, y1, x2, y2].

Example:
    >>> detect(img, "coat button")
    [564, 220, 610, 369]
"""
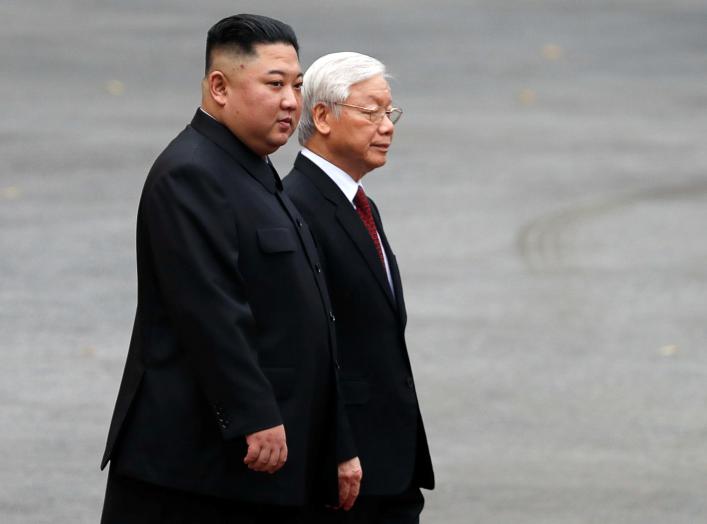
[296, 218, 303, 228]
[314, 263, 322, 273]
[329, 312, 336, 323]
[406, 377, 414, 389]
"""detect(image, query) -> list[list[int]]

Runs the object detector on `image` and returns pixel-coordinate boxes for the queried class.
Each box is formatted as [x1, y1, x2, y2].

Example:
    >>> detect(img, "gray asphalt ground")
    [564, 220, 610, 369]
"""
[2, 1, 707, 522]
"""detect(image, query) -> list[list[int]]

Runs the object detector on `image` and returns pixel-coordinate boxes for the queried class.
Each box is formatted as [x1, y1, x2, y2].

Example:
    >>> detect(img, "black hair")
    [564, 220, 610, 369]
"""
[205, 14, 299, 74]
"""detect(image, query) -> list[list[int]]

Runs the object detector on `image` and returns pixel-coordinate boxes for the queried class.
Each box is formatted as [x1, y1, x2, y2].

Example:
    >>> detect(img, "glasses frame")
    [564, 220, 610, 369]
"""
[334, 102, 403, 125]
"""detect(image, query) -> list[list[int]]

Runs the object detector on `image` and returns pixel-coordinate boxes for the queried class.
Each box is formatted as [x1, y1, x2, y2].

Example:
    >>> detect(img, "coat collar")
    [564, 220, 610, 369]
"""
[300, 148, 360, 204]
[294, 152, 351, 207]
[190, 108, 280, 193]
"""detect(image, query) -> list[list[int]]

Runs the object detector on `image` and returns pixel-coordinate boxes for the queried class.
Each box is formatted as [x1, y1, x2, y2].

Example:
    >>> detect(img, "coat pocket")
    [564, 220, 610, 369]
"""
[261, 367, 295, 400]
[257, 227, 296, 253]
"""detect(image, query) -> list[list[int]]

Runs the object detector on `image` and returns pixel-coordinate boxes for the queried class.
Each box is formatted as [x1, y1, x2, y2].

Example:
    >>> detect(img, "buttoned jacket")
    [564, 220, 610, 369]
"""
[101, 111, 341, 506]
[284, 153, 434, 496]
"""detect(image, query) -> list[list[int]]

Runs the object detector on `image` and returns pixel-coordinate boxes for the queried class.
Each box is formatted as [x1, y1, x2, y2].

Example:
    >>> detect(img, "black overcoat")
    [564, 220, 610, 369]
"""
[101, 111, 341, 506]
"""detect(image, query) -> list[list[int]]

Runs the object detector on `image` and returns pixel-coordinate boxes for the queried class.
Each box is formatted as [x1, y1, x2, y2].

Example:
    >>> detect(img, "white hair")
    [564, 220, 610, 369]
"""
[298, 52, 387, 145]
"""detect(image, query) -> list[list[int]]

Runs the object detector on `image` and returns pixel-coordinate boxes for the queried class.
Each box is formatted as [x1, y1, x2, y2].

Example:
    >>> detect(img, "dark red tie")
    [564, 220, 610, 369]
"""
[353, 186, 386, 269]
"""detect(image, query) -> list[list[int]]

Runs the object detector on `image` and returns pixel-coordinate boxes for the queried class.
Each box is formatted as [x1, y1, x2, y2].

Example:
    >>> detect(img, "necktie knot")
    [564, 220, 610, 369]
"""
[353, 186, 369, 211]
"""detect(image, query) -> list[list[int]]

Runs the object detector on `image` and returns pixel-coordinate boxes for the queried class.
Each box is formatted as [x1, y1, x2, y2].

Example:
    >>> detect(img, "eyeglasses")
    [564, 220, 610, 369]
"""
[334, 102, 403, 125]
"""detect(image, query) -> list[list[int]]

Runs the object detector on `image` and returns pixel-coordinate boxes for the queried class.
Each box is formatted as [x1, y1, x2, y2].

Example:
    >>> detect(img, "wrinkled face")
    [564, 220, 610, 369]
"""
[219, 43, 303, 156]
[327, 74, 395, 180]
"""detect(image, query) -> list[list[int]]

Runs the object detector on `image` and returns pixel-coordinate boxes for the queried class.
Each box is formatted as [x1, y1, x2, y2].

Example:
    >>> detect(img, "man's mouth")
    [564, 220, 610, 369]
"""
[277, 117, 293, 127]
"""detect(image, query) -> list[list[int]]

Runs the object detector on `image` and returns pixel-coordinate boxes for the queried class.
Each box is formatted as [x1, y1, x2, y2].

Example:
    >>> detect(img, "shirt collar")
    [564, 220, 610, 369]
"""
[199, 106, 216, 120]
[301, 148, 361, 206]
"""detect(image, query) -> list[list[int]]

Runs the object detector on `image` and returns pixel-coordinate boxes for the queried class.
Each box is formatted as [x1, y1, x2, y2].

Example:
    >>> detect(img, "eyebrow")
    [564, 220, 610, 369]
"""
[363, 96, 393, 107]
[265, 69, 303, 78]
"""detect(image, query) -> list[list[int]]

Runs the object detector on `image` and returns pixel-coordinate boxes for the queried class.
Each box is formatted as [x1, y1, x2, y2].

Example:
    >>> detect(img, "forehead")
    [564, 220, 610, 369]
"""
[247, 42, 301, 74]
[347, 75, 391, 102]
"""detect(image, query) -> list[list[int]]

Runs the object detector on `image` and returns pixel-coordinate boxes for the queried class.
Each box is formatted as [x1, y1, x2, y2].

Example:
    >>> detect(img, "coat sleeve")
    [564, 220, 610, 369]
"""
[335, 377, 358, 462]
[141, 163, 282, 440]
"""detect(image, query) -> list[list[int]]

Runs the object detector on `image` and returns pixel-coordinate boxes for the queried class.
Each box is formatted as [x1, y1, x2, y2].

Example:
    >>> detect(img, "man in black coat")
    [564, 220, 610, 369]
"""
[100, 15, 357, 523]
[284, 52, 435, 523]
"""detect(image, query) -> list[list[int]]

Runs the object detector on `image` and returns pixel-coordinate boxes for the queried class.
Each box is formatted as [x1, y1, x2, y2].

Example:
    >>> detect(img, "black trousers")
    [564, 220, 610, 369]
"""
[307, 485, 424, 524]
[101, 470, 304, 524]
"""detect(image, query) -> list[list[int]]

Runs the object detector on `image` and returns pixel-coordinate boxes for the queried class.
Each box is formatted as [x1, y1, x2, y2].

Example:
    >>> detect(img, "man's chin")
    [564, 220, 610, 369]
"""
[268, 133, 292, 150]
[367, 156, 387, 171]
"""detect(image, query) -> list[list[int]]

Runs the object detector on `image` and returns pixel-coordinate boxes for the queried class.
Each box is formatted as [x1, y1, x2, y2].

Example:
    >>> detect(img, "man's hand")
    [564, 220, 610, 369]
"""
[337, 456, 362, 511]
[244, 424, 287, 474]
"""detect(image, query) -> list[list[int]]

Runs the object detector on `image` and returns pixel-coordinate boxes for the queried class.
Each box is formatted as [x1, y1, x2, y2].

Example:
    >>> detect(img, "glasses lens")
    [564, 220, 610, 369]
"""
[388, 108, 402, 124]
[370, 109, 386, 123]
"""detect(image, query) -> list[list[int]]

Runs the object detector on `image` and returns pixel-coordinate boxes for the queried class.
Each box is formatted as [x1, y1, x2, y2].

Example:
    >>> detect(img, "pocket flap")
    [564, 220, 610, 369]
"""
[257, 228, 296, 253]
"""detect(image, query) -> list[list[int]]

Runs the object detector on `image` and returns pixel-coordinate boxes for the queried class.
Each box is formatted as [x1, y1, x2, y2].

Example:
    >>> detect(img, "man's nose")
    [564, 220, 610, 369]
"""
[379, 113, 395, 133]
[281, 86, 299, 110]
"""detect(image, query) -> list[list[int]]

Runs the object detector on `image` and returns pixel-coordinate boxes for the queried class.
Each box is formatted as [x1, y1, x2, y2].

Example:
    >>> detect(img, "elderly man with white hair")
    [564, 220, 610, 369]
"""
[284, 52, 434, 524]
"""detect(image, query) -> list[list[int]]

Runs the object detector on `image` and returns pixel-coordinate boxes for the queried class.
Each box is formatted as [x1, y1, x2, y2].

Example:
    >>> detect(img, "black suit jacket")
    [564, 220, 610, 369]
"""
[101, 111, 341, 506]
[284, 153, 434, 496]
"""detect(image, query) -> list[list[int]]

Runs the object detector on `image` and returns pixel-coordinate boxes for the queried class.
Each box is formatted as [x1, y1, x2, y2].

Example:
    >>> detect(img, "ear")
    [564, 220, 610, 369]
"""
[206, 70, 228, 107]
[312, 103, 332, 136]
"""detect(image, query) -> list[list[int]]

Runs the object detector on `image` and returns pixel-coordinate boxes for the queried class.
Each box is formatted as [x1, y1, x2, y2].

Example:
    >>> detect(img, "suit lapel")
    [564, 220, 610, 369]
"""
[372, 206, 407, 327]
[295, 154, 397, 310]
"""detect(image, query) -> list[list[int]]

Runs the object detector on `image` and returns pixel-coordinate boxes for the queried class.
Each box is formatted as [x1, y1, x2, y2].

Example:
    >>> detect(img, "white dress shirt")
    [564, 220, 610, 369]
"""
[301, 148, 394, 292]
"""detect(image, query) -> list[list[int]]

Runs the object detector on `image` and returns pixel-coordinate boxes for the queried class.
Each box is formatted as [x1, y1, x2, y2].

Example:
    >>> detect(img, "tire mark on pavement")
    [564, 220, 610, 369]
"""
[517, 180, 707, 272]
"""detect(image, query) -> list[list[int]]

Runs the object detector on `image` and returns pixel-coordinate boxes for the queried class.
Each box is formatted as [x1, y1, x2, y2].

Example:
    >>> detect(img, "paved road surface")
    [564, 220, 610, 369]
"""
[1, 1, 706, 522]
